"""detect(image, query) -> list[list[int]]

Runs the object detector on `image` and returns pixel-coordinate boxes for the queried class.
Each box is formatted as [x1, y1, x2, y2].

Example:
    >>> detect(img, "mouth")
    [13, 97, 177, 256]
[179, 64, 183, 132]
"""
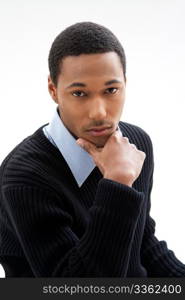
[86, 127, 112, 137]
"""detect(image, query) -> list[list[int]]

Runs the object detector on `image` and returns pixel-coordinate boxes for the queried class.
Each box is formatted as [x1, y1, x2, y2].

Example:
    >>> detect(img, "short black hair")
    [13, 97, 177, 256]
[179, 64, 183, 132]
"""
[48, 22, 126, 86]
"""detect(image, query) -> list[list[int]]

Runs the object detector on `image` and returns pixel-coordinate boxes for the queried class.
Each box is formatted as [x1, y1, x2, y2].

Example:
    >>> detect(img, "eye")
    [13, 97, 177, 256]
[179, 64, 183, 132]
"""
[72, 90, 86, 97]
[105, 87, 118, 94]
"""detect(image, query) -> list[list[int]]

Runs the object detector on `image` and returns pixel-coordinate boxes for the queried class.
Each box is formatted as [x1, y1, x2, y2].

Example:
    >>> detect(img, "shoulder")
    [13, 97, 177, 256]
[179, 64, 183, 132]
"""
[0, 135, 32, 170]
[0, 125, 52, 188]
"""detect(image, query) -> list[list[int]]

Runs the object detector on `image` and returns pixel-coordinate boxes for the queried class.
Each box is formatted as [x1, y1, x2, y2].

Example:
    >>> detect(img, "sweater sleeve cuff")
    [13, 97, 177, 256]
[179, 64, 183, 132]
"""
[94, 178, 145, 219]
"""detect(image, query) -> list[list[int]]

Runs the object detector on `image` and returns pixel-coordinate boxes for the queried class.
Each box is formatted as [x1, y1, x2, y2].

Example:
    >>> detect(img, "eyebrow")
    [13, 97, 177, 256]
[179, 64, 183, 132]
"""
[66, 79, 122, 89]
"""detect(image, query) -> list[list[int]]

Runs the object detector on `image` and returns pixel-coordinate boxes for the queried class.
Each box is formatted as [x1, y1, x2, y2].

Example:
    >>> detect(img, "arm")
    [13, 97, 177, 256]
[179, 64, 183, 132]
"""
[2, 179, 144, 277]
[140, 141, 185, 277]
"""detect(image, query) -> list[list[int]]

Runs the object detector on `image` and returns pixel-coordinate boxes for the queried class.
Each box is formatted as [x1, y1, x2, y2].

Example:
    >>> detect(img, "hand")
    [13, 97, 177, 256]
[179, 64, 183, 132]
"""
[76, 130, 146, 187]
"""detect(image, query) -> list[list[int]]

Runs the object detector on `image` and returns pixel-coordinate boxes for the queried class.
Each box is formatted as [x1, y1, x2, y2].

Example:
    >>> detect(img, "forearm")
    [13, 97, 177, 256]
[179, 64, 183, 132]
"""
[3, 179, 144, 277]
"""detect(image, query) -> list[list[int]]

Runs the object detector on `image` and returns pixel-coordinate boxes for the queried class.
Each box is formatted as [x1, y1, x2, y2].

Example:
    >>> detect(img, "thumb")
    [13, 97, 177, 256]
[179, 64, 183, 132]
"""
[76, 138, 99, 155]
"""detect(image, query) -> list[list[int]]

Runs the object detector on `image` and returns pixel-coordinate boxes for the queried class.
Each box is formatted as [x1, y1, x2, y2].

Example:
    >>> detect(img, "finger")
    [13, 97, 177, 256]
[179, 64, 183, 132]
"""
[116, 129, 123, 137]
[140, 150, 146, 159]
[111, 129, 123, 139]
[122, 136, 129, 143]
[76, 138, 98, 155]
[130, 143, 137, 149]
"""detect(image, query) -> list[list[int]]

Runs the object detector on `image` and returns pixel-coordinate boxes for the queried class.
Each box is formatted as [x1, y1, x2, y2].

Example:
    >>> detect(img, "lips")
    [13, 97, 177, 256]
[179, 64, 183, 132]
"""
[86, 127, 112, 137]
[87, 126, 111, 132]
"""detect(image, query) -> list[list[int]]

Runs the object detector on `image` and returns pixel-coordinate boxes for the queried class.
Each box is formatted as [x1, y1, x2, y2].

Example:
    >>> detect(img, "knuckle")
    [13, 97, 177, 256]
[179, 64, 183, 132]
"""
[140, 150, 146, 158]
[130, 143, 137, 149]
[122, 137, 129, 142]
[127, 170, 136, 181]
[111, 134, 119, 141]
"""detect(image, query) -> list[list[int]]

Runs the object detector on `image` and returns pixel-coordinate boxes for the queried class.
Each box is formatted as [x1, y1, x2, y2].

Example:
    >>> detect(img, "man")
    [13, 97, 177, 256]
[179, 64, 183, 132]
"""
[0, 22, 185, 277]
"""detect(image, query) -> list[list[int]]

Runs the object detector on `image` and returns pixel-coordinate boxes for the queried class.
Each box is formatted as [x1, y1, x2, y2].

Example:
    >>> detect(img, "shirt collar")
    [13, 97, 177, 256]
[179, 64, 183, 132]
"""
[45, 107, 96, 187]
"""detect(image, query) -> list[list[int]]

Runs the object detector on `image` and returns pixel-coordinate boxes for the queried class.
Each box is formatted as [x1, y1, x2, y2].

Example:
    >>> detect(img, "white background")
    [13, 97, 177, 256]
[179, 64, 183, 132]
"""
[0, 0, 185, 278]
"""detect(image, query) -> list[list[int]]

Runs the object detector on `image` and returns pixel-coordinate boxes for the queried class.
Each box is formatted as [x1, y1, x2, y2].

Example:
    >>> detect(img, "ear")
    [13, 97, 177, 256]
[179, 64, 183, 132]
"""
[48, 75, 58, 103]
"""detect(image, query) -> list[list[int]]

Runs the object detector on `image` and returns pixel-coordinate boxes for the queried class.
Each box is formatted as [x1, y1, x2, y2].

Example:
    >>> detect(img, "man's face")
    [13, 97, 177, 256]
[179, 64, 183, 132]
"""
[48, 52, 126, 147]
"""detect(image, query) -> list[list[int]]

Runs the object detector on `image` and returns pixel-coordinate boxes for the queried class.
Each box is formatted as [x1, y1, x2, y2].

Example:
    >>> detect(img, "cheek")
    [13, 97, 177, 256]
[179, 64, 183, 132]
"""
[110, 99, 124, 116]
[61, 105, 83, 130]
[117, 95, 125, 111]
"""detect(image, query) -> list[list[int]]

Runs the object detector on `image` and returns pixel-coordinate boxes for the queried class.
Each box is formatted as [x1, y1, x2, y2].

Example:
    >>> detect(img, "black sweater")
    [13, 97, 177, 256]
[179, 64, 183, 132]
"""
[0, 121, 185, 277]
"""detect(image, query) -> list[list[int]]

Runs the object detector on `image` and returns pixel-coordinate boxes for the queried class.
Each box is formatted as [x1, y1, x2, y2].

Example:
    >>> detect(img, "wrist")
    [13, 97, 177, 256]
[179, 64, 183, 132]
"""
[104, 173, 133, 187]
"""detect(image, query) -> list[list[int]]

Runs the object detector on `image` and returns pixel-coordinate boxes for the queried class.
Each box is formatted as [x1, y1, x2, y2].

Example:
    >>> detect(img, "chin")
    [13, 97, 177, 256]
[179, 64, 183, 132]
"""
[89, 135, 109, 148]
[81, 128, 116, 147]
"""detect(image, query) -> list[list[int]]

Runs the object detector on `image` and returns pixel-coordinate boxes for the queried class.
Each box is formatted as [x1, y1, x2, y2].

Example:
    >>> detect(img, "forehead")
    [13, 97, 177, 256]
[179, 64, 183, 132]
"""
[59, 52, 124, 82]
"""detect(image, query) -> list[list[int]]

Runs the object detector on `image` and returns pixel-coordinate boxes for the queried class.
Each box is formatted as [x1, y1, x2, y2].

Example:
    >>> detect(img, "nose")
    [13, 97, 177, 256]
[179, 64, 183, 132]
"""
[88, 98, 107, 120]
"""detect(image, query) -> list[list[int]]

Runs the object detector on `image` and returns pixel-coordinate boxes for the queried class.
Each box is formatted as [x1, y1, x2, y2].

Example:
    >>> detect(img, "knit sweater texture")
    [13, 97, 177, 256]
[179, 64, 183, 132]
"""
[0, 121, 185, 277]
